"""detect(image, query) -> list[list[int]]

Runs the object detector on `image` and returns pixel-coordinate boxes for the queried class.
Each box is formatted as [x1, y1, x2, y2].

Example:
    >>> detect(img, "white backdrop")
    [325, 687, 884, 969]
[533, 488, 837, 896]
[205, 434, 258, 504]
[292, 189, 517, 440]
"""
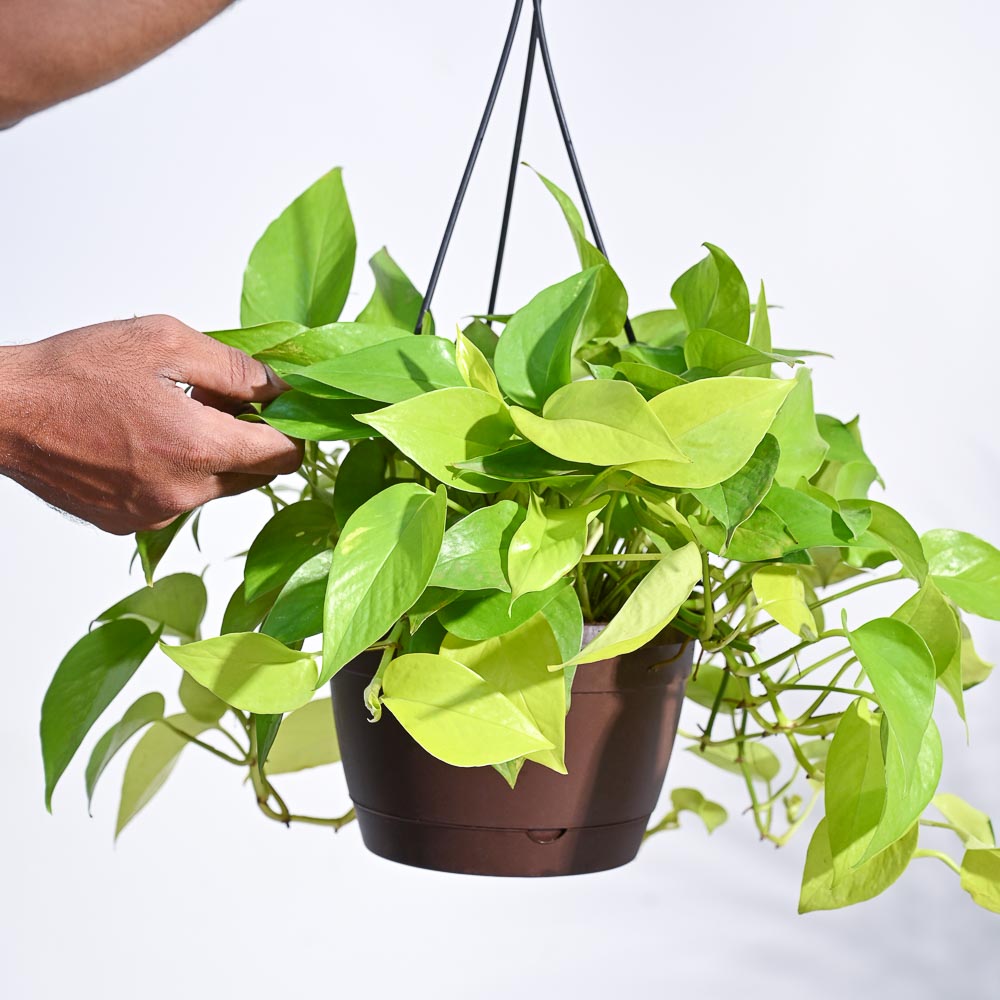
[2, 2, 999, 996]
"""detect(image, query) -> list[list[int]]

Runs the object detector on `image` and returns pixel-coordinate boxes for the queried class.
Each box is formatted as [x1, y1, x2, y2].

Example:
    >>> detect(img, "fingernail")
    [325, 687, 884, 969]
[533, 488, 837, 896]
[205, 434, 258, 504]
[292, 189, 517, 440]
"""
[263, 364, 291, 392]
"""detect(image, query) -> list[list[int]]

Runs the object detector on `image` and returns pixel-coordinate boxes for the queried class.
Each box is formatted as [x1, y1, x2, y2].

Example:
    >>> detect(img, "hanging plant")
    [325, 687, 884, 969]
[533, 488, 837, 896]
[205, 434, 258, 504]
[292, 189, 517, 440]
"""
[37, 161, 1000, 913]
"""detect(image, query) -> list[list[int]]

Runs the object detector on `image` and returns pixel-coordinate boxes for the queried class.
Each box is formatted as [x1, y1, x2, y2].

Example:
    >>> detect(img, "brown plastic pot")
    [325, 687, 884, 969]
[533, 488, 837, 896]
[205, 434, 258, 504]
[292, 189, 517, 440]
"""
[331, 625, 693, 877]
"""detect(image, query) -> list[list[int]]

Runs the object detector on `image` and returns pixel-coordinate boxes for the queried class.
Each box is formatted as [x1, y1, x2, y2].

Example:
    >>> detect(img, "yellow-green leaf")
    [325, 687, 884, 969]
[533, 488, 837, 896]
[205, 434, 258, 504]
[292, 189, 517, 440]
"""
[442, 612, 566, 773]
[960, 849, 1000, 914]
[510, 379, 688, 465]
[382, 653, 554, 766]
[752, 565, 817, 639]
[357, 387, 514, 493]
[264, 698, 340, 775]
[321, 483, 446, 684]
[116, 713, 212, 838]
[160, 634, 317, 714]
[563, 542, 701, 666]
[798, 818, 917, 913]
[625, 377, 793, 489]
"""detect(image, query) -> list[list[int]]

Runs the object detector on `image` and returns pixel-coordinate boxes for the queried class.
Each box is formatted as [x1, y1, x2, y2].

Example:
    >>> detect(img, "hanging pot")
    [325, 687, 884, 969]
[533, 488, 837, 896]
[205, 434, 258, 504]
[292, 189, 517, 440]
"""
[330, 626, 693, 877]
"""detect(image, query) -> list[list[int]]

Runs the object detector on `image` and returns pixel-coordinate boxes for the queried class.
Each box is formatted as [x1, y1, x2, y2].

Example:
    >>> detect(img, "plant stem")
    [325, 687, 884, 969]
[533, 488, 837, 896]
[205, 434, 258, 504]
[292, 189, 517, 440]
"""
[699, 549, 715, 642]
[161, 720, 247, 765]
[913, 848, 962, 876]
[579, 553, 662, 563]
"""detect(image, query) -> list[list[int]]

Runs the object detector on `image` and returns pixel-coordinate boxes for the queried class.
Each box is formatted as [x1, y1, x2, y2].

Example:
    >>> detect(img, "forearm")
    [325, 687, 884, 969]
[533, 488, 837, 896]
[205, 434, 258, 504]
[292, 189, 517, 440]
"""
[0, 345, 31, 476]
[0, 0, 234, 128]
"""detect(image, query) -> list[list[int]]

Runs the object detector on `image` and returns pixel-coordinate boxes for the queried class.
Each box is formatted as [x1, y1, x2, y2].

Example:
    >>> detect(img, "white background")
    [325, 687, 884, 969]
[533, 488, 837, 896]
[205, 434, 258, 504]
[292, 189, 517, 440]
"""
[2, 1, 999, 996]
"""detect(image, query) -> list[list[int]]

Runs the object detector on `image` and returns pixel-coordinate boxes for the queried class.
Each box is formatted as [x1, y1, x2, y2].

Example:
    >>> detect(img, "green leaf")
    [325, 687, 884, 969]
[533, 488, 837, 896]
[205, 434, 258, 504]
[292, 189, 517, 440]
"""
[178, 673, 227, 723]
[960, 849, 1000, 913]
[844, 501, 928, 582]
[96, 573, 207, 642]
[649, 787, 728, 834]
[893, 581, 960, 676]
[744, 282, 773, 378]
[629, 309, 687, 347]
[798, 818, 917, 913]
[922, 529, 1000, 620]
[542, 584, 584, 672]
[751, 565, 817, 639]
[135, 511, 194, 585]
[241, 167, 356, 327]
[613, 361, 686, 395]
[221, 581, 274, 635]
[625, 377, 793, 488]
[683, 327, 797, 376]
[293, 337, 463, 404]
[510, 379, 688, 465]
[321, 483, 446, 684]
[442, 611, 567, 773]
[255, 713, 283, 775]
[860, 720, 942, 864]
[260, 391, 379, 442]
[847, 618, 936, 786]
[160, 633, 318, 714]
[814, 415, 881, 500]
[493, 268, 601, 408]
[116, 713, 212, 838]
[533, 169, 628, 342]
[670, 243, 750, 343]
[355, 247, 428, 332]
[461, 318, 499, 360]
[429, 500, 520, 593]
[255, 322, 410, 376]
[764, 485, 863, 549]
[959, 621, 994, 688]
[206, 321, 307, 356]
[933, 793, 996, 848]
[264, 698, 340, 775]
[507, 493, 606, 604]
[687, 741, 780, 782]
[691, 433, 779, 544]
[244, 500, 335, 602]
[456, 327, 502, 399]
[357, 387, 515, 493]
[565, 542, 701, 665]
[452, 441, 598, 482]
[41, 620, 158, 810]
[333, 439, 387, 530]
[768, 369, 829, 486]
[692, 506, 796, 563]
[84, 693, 165, 813]
[381, 653, 553, 767]
[438, 579, 573, 642]
[824, 699, 885, 860]
[620, 343, 687, 374]
[260, 549, 332, 644]
[406, 587, 457, 634]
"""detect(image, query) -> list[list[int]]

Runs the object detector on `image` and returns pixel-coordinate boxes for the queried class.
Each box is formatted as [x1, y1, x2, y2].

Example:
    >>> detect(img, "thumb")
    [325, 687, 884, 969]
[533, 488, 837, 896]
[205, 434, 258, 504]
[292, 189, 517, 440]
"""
[167, 323, 290, 403]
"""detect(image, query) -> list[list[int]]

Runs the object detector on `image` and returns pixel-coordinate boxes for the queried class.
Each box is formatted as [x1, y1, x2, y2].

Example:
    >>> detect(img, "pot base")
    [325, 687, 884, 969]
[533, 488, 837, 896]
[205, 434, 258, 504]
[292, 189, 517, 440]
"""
[353, 803, 649, 877]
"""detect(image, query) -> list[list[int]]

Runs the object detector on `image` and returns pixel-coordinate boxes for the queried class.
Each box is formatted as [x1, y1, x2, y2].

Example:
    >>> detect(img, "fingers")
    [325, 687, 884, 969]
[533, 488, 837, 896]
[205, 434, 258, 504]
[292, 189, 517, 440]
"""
[187, 403, 304, 476]
[154, 316, 290, 404]
[190, 385, 255, 416]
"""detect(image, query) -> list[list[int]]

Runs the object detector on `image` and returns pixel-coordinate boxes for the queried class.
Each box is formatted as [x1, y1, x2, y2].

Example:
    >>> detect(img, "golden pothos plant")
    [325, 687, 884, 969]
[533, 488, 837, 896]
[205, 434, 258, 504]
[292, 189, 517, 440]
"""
[40, 167, 1000, 915]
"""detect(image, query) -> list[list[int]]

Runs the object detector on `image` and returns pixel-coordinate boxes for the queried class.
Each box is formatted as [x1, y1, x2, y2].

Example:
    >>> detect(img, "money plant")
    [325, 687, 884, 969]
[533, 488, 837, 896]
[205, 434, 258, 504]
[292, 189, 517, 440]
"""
[40, 166, 1000, 915]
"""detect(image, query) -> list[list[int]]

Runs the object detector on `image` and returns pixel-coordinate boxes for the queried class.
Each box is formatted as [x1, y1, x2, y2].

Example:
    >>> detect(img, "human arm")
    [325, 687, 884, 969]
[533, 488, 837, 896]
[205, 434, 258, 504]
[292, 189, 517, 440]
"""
[0, 0, 235, 128]
[0, 315, 302, 534]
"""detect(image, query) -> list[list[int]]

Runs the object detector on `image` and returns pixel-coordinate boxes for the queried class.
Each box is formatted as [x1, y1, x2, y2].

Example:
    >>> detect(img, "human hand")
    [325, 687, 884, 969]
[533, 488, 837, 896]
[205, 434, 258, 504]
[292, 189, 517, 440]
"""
[0, 314, 303, 534]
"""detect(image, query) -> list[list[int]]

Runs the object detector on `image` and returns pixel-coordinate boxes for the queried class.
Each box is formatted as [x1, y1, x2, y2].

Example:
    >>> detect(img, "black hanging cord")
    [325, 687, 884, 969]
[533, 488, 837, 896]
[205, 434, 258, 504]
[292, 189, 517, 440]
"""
[414, 0, 524, 335]
[486, 10, 539, 322]
[415, 0, 635, 345]
[531, 0, 635, 343]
